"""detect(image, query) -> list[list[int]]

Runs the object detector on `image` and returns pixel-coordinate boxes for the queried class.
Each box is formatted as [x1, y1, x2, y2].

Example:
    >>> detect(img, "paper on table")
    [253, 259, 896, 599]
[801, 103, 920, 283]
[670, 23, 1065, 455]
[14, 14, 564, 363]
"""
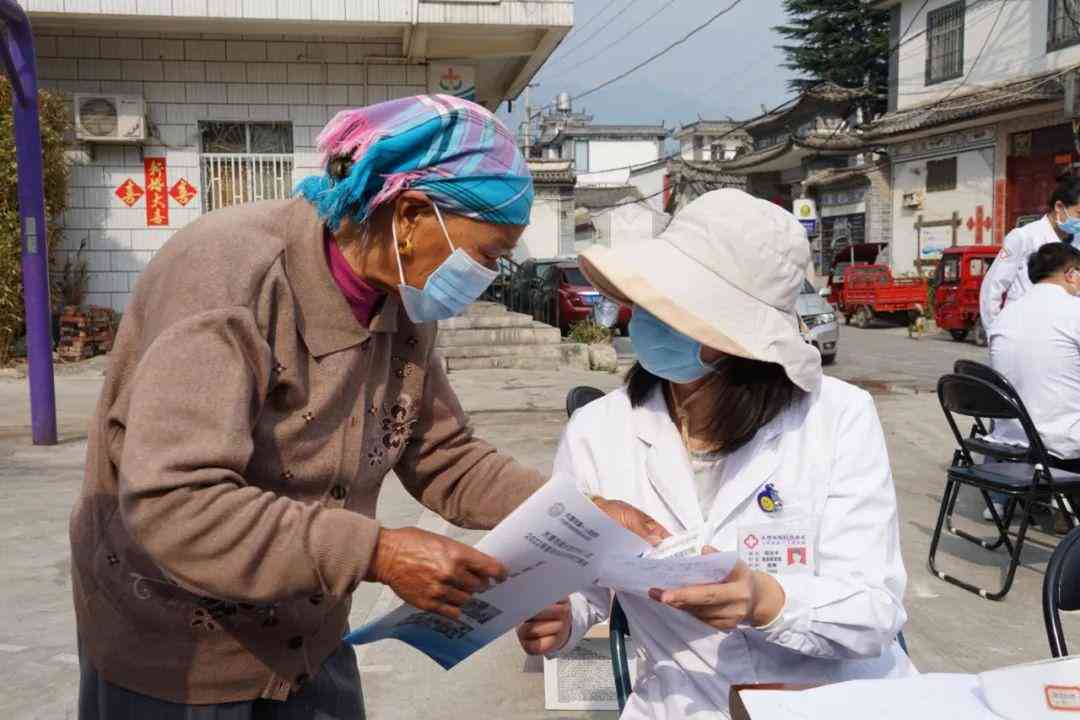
[979, 655, 1080, 719]
[344, 476, 651, 669]
[597, 551, 739, 597]
[738, 674, 1003, 720]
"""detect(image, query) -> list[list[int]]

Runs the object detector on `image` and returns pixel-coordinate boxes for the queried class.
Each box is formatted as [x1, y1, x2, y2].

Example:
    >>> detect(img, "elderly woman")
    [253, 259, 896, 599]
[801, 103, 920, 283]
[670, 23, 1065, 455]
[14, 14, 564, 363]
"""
[517, 190, 916, 719]
[70, 95, 655, 719]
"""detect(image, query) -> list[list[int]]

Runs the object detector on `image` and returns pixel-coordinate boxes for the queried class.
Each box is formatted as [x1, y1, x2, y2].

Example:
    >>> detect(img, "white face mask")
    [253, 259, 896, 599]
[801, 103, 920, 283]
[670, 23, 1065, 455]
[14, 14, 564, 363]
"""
[392, 203, 498, 324]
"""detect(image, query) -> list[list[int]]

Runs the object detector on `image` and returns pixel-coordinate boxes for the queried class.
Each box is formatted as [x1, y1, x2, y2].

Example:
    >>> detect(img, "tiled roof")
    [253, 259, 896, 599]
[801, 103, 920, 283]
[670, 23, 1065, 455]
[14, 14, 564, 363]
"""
[861, 70, 1066, 140]
[742, 83, 880, 132]
[575, 185, 647, 210]
[527, 160, 576, 185]
[802, 163, 888, 189]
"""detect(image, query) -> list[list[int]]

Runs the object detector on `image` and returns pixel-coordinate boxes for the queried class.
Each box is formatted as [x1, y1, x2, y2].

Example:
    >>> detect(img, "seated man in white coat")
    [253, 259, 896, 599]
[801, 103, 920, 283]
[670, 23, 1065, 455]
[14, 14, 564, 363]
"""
[516, 190, 916, 719]
[988, 242, 1080, 525]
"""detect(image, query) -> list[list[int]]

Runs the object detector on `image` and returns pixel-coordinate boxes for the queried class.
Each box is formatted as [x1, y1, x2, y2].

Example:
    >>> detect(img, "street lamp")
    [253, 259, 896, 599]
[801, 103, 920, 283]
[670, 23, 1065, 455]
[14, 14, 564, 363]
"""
[0, 0, 58, 445]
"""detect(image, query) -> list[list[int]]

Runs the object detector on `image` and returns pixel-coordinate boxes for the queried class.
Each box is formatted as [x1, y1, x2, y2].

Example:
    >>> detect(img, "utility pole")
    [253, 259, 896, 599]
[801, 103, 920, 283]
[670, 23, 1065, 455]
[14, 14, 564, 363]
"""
[522, 82, 539, 157]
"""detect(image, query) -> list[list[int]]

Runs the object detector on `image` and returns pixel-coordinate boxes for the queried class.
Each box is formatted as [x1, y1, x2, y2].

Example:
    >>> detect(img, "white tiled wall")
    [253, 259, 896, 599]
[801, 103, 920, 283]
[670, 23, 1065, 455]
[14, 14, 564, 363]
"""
[37, 29, 425, 312]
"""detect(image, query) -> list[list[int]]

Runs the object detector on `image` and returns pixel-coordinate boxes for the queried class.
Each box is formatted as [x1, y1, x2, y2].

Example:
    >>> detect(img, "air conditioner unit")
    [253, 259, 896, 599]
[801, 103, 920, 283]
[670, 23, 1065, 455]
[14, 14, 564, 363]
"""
[902, 190, 925, 209]
[74, 94, 146, 143]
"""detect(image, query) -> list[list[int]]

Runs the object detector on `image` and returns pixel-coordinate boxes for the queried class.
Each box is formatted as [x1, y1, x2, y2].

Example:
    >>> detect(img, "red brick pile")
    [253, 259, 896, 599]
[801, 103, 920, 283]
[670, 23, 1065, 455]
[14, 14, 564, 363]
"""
[58, 305, 115, 362]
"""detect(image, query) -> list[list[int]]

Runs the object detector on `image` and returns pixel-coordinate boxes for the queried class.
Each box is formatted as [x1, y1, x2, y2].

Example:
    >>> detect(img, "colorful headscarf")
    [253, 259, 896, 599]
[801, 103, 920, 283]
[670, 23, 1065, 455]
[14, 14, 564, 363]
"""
[295, 94, 533, 230]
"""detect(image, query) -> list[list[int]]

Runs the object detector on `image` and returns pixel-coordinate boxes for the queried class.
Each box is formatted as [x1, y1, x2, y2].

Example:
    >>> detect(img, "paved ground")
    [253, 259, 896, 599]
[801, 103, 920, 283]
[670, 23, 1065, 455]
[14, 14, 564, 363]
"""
[0, 326, 1076, 719]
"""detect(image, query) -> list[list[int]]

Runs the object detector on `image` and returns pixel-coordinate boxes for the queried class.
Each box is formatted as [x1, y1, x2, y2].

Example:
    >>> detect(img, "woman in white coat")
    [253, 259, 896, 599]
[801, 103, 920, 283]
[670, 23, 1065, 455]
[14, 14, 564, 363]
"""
[517, 190, 916, 719]
[980, 175, 1080, 332]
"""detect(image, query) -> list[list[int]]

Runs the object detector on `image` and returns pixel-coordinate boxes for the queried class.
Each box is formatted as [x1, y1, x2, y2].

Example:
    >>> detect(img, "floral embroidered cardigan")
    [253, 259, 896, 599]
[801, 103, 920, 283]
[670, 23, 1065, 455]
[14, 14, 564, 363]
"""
[69, 198, 544, 704]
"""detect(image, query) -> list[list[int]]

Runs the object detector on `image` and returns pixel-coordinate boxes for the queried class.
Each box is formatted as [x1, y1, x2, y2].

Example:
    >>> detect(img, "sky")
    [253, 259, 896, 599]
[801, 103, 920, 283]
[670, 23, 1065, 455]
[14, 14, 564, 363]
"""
[498, 0, 795, 133]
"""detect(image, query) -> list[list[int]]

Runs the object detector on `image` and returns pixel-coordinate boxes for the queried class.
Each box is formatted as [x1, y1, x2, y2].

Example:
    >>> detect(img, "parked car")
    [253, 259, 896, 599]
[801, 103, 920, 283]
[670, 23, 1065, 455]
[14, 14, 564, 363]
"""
[798, 280, 839, 365]
[503, 257, 571, 316]
[934, 244, 1000, 347]
[826, 263, 928, 328]
[536, 260, 631, 335]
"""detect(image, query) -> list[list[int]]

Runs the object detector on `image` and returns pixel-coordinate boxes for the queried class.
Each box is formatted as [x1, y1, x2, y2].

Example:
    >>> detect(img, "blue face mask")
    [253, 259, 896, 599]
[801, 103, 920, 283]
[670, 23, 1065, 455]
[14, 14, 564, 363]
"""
[1057, 208, 1080, 237]
[629, 307, 714, 384]
[393, 204, 498, 324]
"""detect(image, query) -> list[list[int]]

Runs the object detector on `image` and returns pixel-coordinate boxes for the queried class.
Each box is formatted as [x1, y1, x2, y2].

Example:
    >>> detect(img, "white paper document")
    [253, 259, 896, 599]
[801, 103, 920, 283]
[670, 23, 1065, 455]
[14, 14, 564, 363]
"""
[738, 657, 1080, 720]
[599, 552, 738, 597]
[738, 674, 1001, 720]
[345, 478, 739, 669]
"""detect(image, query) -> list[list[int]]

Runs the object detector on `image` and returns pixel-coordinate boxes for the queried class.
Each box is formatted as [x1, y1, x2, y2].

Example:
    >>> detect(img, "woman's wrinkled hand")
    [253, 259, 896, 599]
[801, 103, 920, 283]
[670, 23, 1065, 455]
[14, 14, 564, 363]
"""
[647, 551, 785, 630]
[365, 526, 507, 621]
[591, 497, 671, 546]
[517, 599, 572, 655]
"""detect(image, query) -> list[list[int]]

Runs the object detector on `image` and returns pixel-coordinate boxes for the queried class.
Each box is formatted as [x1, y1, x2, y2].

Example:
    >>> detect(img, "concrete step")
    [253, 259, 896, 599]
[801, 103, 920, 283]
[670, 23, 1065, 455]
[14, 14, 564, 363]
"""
[439, 311, 537, 331]
[462, 302, 510, 316]
[434, 325, 562, 348]
[441, 343, 589, 372]
[446, 356, 562, 371]
[439, 345, 565, 360]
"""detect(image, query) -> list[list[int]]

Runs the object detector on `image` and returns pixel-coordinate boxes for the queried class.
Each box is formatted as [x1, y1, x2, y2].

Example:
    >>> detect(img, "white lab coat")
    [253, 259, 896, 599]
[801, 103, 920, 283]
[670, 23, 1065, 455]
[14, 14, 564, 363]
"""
[980, 216, 1069, 330]
[989, 283, 1080, 460]
[552, 377, 916, 720]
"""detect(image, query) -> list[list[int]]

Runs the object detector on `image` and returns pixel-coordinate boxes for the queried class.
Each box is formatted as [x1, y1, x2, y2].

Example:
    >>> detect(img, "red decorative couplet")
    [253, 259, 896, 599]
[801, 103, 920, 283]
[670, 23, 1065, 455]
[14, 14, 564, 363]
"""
[144, 157, 169, 227]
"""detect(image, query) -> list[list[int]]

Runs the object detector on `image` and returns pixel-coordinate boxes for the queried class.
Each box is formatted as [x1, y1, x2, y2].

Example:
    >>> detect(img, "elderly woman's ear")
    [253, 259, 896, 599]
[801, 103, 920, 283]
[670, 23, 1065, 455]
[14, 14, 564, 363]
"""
[392, 191, 435, 257]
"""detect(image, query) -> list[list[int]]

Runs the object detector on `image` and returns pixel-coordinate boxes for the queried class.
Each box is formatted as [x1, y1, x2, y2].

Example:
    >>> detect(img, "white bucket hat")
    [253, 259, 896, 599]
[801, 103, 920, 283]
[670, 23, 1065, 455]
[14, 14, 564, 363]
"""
[579, 188, 821, 393]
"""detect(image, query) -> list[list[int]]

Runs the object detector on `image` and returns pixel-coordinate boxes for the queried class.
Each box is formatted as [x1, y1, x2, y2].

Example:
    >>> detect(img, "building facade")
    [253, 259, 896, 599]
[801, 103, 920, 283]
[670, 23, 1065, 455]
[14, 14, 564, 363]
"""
[516, 159, 575, 261]
[529, 95, 669, 186]
[26, 0, 571, 312]
[868, 0, 1080, 275]
[674, 120, 751, 163]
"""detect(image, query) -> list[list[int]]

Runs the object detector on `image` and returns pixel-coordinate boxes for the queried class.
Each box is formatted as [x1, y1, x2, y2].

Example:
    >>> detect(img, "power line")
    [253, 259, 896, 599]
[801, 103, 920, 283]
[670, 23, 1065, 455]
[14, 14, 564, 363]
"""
[572, 0, 747, 102]
[563, 0, 623, 44]
[545, 0, 680, 80]
[555, 0, 650, 65]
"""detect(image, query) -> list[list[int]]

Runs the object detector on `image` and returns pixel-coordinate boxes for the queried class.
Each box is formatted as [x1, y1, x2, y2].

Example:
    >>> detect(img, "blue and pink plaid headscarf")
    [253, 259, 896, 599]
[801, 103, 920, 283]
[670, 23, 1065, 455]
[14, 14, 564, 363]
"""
[295, 94, 533, 230]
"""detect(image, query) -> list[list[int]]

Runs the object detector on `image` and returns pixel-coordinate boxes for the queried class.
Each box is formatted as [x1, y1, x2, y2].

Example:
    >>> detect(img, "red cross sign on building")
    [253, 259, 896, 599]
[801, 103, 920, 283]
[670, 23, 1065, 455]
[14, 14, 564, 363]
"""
[966, 205, 992, 245]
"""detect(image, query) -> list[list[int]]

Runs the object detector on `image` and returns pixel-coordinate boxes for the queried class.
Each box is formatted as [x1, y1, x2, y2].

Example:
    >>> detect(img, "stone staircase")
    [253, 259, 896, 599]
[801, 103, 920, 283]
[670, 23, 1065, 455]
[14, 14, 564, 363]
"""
[436, 303, 589, 372]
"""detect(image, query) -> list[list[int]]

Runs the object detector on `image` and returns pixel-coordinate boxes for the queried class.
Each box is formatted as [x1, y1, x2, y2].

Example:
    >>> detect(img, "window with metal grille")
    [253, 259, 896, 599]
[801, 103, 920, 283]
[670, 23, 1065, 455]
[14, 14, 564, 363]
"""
[926, 2, 965, 85]
[1049, 0, 1080, 50]
[199, 122, 294, 213]
[926, 157, 958, 193]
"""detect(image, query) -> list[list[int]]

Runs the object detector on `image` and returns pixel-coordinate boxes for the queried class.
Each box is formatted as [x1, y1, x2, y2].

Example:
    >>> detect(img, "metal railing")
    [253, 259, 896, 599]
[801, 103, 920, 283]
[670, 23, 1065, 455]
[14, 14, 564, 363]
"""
[200, 153, 294, 212]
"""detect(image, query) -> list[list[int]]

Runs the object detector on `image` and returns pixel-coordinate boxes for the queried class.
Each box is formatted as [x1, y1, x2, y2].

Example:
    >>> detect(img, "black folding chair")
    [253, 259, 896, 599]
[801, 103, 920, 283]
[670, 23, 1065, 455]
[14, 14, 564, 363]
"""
[931, 374, 1080, 600]
[565, 386, 633, 712]
[952, 360, 1029, 463]
[1044, 526, 1080, 657]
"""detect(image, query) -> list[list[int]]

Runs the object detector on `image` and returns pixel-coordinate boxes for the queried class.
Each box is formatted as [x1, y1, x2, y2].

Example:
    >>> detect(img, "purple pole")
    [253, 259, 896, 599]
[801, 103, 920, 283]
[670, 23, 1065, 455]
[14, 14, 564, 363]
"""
[1, 0, 58, 446]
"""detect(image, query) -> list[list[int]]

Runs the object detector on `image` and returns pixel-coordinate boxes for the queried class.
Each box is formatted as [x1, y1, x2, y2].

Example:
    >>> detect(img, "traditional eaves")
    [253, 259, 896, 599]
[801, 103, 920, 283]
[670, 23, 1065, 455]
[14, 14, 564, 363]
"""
[861, 70, 1066, 140]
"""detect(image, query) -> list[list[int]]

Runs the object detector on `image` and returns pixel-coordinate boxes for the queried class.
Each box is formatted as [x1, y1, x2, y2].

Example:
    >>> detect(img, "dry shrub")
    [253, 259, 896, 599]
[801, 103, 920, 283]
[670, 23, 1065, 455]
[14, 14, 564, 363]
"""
[0, 78, 71, 364]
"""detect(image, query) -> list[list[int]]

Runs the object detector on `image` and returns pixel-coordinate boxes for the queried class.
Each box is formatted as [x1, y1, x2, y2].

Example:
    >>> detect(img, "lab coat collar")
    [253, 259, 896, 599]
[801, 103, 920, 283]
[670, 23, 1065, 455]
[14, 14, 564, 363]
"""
[632, 385, 787, 534]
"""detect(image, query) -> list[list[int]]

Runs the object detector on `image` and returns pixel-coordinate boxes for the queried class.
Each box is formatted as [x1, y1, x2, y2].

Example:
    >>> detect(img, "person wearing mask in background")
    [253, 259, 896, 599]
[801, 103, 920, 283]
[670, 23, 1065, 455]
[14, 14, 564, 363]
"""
[978, 176, 1080, 521]
[986, 243, 1080, 528]
[70, 95, 660, 719]
[516, 190, 915, 720]
[980, 175, 1080, 331]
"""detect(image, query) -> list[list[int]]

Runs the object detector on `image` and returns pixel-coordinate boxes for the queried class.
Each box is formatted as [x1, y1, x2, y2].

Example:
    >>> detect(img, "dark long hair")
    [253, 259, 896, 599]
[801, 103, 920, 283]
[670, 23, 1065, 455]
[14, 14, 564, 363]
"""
[626, 358, 803, 453]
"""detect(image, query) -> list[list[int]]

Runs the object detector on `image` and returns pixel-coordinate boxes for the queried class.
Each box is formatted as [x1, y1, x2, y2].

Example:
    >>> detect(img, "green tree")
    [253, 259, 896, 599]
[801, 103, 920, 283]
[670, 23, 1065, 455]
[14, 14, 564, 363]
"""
[0, 78, 71, 363]
[775, 0, 890, 112]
